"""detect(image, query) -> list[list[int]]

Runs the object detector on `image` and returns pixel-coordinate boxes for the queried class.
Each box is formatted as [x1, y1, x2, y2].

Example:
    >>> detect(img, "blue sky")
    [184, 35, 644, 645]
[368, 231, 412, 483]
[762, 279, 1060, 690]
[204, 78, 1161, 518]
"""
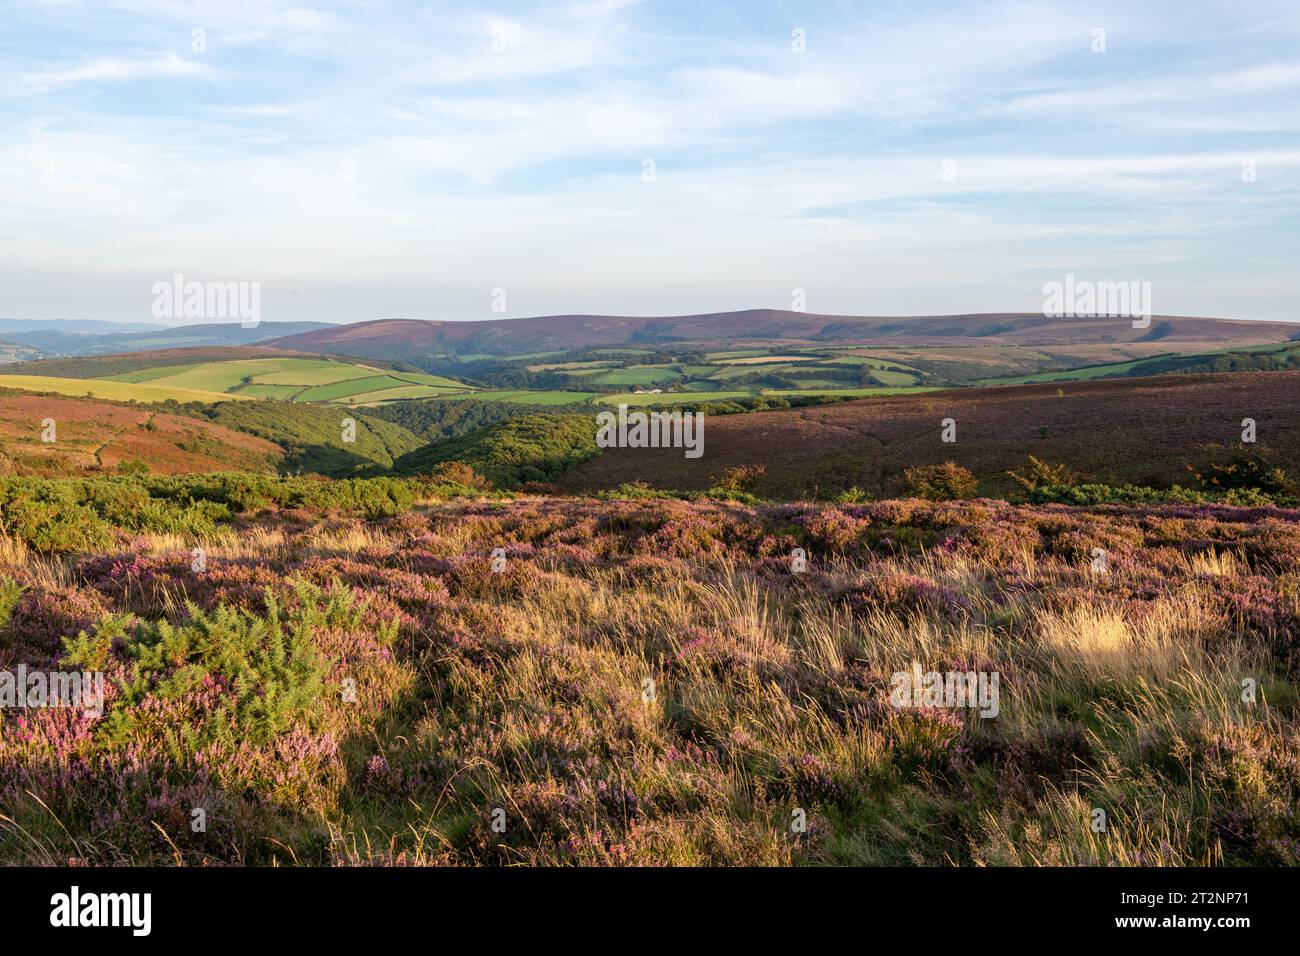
[2, 0, 1298, 324]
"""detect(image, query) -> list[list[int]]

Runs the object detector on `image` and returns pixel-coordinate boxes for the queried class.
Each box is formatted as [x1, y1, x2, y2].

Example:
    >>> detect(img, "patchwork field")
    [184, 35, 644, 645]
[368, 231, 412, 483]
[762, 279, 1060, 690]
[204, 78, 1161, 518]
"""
[5, 324, 1296, 417]
[103, 357, 474, 404]
[0, 375, 250, 405]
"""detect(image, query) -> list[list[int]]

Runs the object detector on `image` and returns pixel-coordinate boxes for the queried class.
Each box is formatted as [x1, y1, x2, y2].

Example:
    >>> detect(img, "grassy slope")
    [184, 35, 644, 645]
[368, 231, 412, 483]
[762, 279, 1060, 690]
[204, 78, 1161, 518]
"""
[0, 393, 282, 475]
[104, 357, 474, 404]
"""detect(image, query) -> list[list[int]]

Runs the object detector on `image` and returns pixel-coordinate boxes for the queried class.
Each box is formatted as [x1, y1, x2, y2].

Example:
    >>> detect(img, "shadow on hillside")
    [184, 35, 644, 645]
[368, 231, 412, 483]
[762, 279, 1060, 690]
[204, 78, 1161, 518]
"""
[279, 443, 390, 478]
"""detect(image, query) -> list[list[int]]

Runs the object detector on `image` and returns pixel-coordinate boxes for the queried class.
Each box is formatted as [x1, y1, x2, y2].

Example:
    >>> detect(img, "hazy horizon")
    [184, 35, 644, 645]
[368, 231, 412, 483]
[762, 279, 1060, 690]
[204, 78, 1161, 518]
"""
[6, 307, 1300, 331]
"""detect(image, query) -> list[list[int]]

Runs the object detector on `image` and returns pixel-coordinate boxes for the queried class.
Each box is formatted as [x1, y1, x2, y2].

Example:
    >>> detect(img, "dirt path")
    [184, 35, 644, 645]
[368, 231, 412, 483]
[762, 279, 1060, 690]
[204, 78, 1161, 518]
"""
[92, 411, 157, 467]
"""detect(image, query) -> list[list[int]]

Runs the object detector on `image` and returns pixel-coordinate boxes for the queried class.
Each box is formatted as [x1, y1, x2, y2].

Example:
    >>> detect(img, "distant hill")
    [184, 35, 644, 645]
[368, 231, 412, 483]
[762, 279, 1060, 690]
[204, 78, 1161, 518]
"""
[558, 370, 1300, 498]
[4, 321, 334, 357]
[263, 310, 1297, 365]
[0, 346, 333, 380]
[0, 318, 166, 335]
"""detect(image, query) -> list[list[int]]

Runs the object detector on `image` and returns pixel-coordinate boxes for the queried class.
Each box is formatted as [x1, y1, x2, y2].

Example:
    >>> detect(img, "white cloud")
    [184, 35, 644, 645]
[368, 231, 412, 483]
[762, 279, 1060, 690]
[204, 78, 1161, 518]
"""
[17, 53, 208, 92]
[0, 0, 1298, 322]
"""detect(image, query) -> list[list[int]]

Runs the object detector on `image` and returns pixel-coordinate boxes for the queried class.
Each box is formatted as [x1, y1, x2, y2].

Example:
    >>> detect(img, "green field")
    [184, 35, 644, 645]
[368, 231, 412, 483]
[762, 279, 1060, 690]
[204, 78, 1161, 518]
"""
[340, 383, 470, 403]
[526, 360, 618, 372]
[238, 384, 305, 399]
[104, 357, 474, 404]
[589, 367, 684, 386]
[865, 368, 922, 385]
[107, 358, 349, 392]
[0, 374, 250, 404]
[971, 359, 1151, 386]
[297, 375, 413, 402]
[710, 362, 806, 380]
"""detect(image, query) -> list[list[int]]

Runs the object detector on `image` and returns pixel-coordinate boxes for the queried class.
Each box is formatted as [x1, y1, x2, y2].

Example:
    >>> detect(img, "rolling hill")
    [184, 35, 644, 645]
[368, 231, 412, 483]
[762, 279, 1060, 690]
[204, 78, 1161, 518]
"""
[265, 310, 1298, 363]
[0, 394, 283, 476]
[558, 371, 1300, 498]
[2, 320, 334, 357]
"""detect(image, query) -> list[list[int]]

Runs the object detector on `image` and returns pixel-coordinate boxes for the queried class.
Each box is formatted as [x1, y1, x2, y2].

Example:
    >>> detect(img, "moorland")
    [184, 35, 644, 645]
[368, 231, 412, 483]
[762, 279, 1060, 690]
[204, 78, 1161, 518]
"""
[0, 308, 1296, 867]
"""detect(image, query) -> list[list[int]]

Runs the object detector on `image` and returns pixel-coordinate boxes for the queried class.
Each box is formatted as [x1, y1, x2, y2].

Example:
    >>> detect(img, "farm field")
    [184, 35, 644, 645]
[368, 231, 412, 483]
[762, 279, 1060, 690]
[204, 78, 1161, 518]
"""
[971, 359, 1154, 386]
[101, 357, 474, 404]
[0, 486, 1295, 865]
[0, 374, 250, 405]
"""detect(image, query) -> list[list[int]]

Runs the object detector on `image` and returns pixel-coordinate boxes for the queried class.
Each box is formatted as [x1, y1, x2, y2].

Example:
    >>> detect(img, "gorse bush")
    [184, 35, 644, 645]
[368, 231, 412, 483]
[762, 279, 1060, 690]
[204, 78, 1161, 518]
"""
[1007, 455, 1082, 492]
[898, 462, 979, 500]
[713, 464, 766, 494]
[1189, 444, 1298, 497]
[64, 581, 387, 750]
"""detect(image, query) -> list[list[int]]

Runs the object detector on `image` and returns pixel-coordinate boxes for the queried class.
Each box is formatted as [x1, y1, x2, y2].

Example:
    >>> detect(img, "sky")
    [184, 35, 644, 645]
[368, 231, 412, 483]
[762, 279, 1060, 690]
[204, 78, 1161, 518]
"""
[1, 0, 1298, 325]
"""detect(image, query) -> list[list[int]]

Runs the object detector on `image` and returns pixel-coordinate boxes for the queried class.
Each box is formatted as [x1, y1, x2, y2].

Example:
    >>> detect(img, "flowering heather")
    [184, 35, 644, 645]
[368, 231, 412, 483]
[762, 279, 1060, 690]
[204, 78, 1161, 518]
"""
[0, 493, 1298, 866]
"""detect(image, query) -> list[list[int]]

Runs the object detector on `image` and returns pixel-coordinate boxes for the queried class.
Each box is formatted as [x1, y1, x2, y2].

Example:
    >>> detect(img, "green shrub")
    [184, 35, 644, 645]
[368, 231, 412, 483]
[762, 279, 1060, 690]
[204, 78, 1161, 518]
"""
[898, 462, 979, 501]
[66, 581, 391, 750]
[1008, 456, 1083, 492]
[0, 474, 474, 552]
[1188, 444, 1298, 497]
